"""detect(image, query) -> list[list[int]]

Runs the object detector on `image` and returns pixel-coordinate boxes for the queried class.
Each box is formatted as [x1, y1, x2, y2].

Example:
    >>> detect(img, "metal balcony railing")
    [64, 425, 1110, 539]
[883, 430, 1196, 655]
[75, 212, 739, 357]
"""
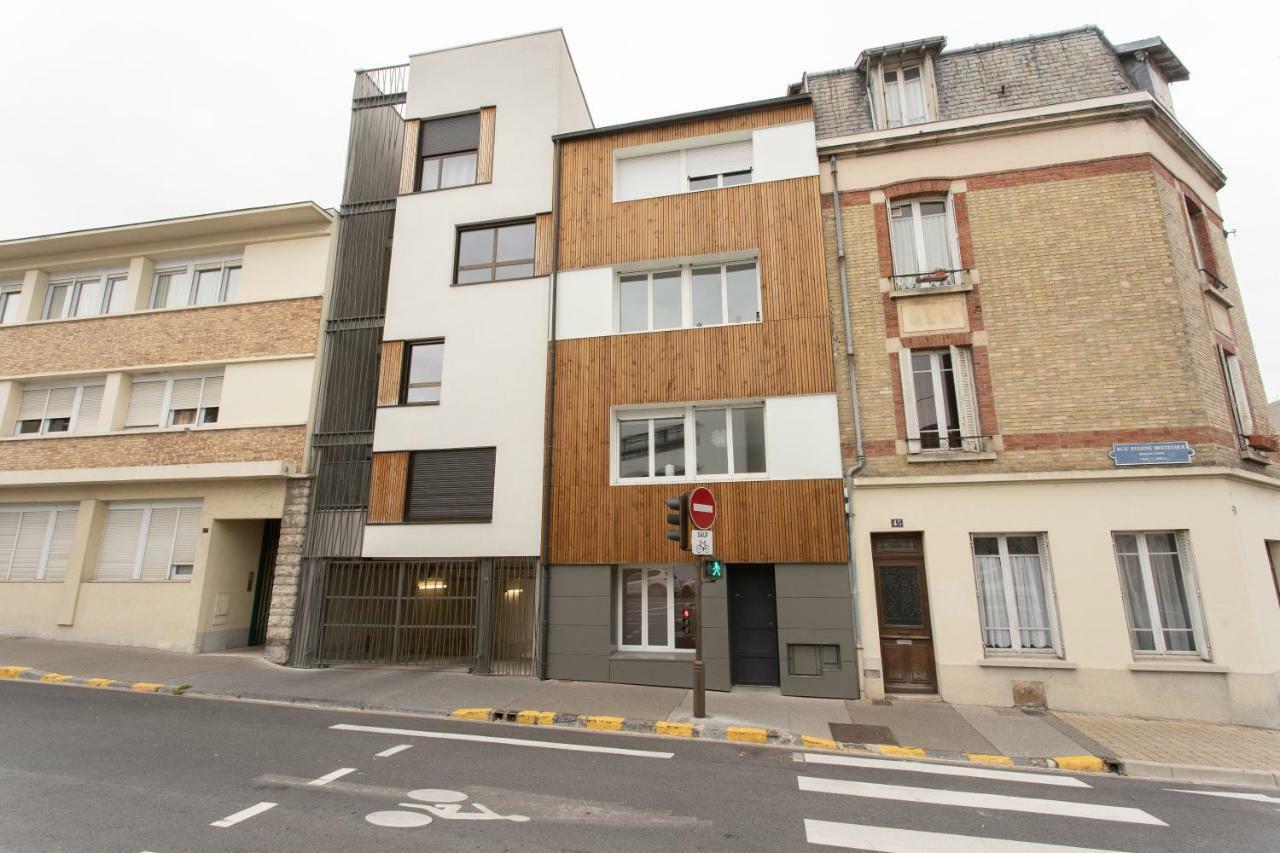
[1198, 267, 1229, 293]
[891, 268, 969, 292]
[907, 434, 993, 455]
[352, 63, 409, 112]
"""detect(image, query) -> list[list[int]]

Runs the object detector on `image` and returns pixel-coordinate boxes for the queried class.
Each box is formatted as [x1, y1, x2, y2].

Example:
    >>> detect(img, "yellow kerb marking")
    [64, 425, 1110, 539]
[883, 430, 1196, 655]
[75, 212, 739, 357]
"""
[656, 721, 694, 737]
[516, 710, 556, 726]
[0, 666, 30, 679]
[130, 682, 164, 693]
[877, 745, 928, 757]
[450, 708, 492, 721]
[966, 753, 1014, 765]
[727, 726, 768, 744]
[41, 673, 73, 683]
[1054, 755, 1107, 773]
[585, 715, 624, 731]
[85, 678, 115, 688]
[802, 735, 839, 750]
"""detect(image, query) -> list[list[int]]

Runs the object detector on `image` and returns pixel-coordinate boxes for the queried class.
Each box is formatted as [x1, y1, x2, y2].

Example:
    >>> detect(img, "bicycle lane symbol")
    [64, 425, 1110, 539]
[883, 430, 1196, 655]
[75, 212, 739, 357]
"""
[365, 788, 530, 829]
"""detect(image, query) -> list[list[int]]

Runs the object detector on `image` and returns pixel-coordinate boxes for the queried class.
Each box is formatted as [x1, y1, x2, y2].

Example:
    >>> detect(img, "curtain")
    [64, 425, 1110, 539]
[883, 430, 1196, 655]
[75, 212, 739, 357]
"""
[919, 208, 952, 272]
[889, 212, 919, 275]
[1116, 550, 1155, 651]
[1149, 548, 1195, 652]
[975, 554, 1011, 648]
[1011, 552, 1052, 648]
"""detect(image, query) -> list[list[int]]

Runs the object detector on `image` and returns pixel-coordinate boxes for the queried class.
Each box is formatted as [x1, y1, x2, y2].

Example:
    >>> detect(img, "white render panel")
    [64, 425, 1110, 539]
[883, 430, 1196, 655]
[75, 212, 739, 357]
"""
[752, 122, 819, 184]
[219, 358, 315, 428]
[765, 393, 843, 479]
[237, 235, 330, 303]
[615, 150, 684, 202]
[555, 267, 613, 340]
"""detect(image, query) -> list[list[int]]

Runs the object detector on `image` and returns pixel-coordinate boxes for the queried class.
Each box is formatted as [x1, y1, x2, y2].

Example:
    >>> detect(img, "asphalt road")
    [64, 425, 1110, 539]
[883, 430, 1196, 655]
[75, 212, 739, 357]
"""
[1, 681, 1276, 853]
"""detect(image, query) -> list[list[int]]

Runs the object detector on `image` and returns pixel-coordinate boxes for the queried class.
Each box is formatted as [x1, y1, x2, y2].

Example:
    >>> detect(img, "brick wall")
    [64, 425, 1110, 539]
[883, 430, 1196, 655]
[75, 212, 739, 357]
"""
[0, 425, 307, 471]
[0, 297, 322, 377]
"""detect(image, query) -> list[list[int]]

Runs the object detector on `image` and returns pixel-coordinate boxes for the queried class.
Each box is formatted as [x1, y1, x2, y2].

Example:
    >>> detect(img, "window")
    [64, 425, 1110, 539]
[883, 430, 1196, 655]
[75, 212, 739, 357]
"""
[617, 565, 696, 651]
[405, 447, 496, 522]
[1219, 349, 1254, 439]
[971, 534, 1060, 654]
[418, 113, 480, 192]
[1113, 531, 1208, 657]
[0, 504, 78, 581]
[455, 221, 536, 284]
[150, 260, 240, 309]
[617, 403, 766, 481]
[888, 199, 959, 286]
[617, 260, 760, 333]
[0, 285, 20, 324]
[881, 65, 928, 128]
[403, 340, 445, 404]
[124, 371, 223, 429]
[615, 140, 754, 202]
[898, 347, 981, 453]
[13, 381, 105, 436]
[42, 273, 127, 320]
[95, 501, 201, 582]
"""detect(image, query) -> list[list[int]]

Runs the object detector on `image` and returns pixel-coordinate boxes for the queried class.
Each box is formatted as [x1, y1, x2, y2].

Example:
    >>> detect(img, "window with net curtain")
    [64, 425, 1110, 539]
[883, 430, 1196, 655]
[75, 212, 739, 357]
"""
[888, 199, 955, 279]
[1113, 531, 1205, 655]
[971, 534, 1057, 653]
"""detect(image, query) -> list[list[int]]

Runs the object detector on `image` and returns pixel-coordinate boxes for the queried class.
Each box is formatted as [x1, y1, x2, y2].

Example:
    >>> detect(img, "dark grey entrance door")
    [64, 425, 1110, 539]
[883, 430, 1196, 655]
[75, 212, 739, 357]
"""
[728, 564, 780, 686]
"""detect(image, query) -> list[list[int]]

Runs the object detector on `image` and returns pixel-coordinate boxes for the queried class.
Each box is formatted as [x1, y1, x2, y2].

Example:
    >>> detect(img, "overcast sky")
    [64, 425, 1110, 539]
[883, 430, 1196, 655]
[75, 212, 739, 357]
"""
[2, 1, 1275, 399]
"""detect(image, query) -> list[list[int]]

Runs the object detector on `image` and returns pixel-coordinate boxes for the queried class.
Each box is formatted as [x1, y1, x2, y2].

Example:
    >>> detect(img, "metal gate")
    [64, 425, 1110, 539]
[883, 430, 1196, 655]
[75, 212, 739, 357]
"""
[314, 558, 537, 675]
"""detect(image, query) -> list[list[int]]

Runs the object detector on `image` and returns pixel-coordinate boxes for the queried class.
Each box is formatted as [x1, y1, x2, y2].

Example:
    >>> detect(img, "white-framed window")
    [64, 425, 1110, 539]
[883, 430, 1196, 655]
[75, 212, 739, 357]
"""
[124, 371, 223, 430]
[971, 534, 1061, 655]
[617, 565, 696, 651]
[149, 259, 241, 309]
[42, 272, 129, 320]
[1113, 531, 1210, 659]
[13, 380, 105, 436]
[881, 65, 929, 128]
[898, 346, 981, 453]
[615, 139, 754, 202]
[887, 198, 962, 286]
[1218, 349, 1255, 438]
[0, 504, 78, 582]
[616, 403, 766, 482]
[617, 260, 760, 333]
[0, 284, 21, 325]
[95, 501, 202, 582]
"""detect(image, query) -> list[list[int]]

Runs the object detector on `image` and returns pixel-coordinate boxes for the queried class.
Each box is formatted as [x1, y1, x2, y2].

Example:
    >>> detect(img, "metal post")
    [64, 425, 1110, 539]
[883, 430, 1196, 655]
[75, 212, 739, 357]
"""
[474, 559, 495, 675]
[693, 564, 705, 718]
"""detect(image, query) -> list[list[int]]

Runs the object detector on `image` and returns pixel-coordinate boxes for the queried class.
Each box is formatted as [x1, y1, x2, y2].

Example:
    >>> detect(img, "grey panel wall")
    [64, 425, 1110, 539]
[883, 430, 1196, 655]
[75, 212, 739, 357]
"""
[775, 563, 858, 699]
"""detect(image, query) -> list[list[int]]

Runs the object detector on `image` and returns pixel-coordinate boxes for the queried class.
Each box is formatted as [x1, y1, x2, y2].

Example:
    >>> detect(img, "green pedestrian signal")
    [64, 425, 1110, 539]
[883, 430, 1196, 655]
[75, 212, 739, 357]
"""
[702, 558, 725, 582]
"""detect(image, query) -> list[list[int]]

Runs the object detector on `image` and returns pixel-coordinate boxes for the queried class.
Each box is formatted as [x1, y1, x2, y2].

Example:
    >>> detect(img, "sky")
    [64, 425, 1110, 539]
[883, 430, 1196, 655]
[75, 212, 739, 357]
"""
[1, 0, 1275, 400]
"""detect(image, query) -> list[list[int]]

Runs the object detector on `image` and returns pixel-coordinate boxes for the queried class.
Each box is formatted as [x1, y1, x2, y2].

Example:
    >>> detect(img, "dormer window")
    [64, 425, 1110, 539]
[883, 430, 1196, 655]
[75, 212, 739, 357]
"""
[882, 65, 928, 127]
[859, 37, 945, 130]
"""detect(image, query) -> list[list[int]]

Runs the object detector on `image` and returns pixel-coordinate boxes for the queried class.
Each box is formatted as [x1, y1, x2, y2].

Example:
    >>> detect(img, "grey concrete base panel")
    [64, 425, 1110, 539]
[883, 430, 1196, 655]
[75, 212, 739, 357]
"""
[775, 564, 858, 699]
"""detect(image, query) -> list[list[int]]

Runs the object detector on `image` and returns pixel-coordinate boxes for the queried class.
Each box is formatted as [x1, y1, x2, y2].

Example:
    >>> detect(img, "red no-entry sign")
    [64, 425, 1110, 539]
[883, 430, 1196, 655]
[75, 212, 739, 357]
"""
[688, 486, 716, 530]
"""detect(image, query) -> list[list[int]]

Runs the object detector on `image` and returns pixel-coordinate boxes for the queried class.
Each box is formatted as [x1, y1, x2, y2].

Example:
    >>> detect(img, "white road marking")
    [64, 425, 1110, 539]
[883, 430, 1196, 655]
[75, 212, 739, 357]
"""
[1167, 788, 1280, 804]
[309, 767, 357, 786]
[376, 743, 413, 758]
[804, 753, 1091, 788]
[210, 801, 278, 828]
[796, 776, 1165, 825]
[331, 723, 674, 759]
[804, 819, 1129, 852]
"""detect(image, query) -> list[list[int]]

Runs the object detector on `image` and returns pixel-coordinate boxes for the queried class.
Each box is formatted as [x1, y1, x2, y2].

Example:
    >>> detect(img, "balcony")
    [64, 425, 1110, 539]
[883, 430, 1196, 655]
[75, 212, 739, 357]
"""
[906, 433, 997, 462]
[890, 268, 971, 295]
[1199, 267, 1233, 306]
[352, 64, 409, 114]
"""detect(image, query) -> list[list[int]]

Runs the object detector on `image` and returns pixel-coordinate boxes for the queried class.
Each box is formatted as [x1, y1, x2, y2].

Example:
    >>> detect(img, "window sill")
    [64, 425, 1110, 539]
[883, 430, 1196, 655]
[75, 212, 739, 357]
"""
[978, 657, 1076, 670]
[1128, 660, 1227, 674]
[611, 650, 695, 662]
[614, 473, 769, 486]
[1240, 448, 1273, 466]
[399, 180, 491, 198]
[906, 451, 997, 463]
[611, 318, 763, 337]
[888, 281, 973, 299]
[1202, 285, 1234, 308]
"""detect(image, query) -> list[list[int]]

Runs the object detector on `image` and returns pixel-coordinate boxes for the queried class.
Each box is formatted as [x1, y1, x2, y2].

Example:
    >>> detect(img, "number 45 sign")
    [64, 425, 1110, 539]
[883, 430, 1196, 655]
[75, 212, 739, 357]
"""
[691, 529, 713, 556]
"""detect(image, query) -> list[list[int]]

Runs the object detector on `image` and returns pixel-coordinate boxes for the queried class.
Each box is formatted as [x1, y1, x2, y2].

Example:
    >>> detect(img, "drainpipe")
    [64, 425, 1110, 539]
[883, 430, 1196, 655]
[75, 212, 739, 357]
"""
[537, 139, 564, 680]
[829, 153, 866, 694]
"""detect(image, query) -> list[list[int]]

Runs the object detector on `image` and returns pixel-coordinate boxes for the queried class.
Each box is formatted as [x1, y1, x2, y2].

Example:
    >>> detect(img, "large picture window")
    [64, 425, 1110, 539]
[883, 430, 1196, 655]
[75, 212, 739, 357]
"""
[150, 260, 241, 309]
[617, 260, 760, 333]
[971, 534, 1059, 654]
[1113, 531, 1209, 658]
[617, 565, 696, 651]
[617, 403, 765, 482]
[455, 221, 536, 284]
[43, 272, 129, 320]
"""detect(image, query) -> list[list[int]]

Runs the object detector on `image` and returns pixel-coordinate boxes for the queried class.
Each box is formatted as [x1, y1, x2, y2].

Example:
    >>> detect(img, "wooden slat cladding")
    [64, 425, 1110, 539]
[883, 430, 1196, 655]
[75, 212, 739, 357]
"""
[476, 106, 497, 183]
[376, 340, 404, 407]
[367, 451, 408, 523]
[399, 120, 420, 195]
[534, 212, 553, 276]
[550, 480, 847, 565]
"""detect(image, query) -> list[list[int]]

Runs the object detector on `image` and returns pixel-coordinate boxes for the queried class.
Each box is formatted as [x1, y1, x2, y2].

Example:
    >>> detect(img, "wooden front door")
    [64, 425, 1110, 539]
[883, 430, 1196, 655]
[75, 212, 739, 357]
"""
[871, 533, 937, 693]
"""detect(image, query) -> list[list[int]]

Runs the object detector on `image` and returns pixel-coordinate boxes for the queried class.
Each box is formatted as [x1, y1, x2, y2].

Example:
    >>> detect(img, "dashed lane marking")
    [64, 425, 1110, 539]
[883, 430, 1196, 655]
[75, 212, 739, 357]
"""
[376, 744, 413, 758]
[803, 819, 1129, 852]
[803, 753, 1092, 788]
[331, 723, 674, 759]
[1167, 789, 1280, 804]
[210, 801, 278, 828]
[796, 777, 1166, 826]
[309, 767, 357, 786]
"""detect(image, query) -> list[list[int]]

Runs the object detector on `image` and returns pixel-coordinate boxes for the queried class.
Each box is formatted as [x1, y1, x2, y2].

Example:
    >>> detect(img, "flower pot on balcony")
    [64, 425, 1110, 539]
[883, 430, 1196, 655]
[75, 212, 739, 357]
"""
[1246, 434, 1278, 452]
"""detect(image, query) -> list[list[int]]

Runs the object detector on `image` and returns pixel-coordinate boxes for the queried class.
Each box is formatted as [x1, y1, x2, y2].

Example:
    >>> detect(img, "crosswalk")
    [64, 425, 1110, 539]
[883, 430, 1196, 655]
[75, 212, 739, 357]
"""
[796, 753, 1164, 852]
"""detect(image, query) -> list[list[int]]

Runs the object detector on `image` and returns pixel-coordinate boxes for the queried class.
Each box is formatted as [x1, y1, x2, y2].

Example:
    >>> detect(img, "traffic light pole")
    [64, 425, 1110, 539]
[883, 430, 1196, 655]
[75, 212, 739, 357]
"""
[693, 564, 705, 719]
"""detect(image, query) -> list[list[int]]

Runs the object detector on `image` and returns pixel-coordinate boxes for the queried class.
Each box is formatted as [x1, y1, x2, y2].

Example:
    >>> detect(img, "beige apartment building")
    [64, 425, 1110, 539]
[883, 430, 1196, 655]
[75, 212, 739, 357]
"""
[796, 28, 1280, 726]
[0, 203, 333, 653]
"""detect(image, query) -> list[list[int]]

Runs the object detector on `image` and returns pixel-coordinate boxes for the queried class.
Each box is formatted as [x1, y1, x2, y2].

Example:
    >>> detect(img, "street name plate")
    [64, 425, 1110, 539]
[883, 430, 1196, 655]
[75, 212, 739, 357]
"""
[691, 529, 713, 555]
[1109, 441, 1194, 467]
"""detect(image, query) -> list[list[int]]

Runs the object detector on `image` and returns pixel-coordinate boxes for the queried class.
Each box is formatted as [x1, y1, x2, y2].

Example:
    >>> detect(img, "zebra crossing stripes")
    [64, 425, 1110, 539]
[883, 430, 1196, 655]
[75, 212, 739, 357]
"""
[803, 819, 1128, 852]
[802, 753, 1091, 787]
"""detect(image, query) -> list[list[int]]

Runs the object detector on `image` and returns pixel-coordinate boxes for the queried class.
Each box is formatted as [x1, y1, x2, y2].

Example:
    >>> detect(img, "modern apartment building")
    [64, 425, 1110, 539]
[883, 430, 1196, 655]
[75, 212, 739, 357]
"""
[793, 27, 1279, 725]
[0, 203, 333, 653]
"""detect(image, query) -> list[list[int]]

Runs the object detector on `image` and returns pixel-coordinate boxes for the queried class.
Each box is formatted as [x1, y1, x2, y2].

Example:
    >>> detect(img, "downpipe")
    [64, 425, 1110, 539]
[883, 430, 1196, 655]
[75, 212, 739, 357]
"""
[538, 140, 565, 680]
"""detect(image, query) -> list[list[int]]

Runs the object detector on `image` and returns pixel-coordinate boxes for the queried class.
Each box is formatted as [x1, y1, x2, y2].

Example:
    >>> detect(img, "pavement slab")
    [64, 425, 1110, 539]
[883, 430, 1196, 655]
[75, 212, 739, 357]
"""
[1057, 712, 1280, 772]
[514, 678, 688, 720]
[669, 685, 852, 739]
[844, 699, 999, 754]
[953, 705, 1090, 758]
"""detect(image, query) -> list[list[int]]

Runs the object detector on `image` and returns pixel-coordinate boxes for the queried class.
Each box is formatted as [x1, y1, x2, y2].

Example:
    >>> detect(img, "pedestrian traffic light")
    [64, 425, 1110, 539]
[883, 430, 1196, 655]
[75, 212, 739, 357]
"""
[702, 557, 725, 582]
[665, 492, 690, 551]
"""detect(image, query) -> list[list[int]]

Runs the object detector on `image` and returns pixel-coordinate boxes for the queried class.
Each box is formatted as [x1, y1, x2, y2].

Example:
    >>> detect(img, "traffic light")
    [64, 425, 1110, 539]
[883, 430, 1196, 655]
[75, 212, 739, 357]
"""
[665, 492, 690, 551]
[702, 557, 725, 582]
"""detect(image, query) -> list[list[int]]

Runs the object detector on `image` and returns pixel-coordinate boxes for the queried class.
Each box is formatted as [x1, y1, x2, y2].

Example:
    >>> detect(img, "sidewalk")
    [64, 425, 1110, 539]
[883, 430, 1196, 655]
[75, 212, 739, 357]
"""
[3, 635, 1276, 787]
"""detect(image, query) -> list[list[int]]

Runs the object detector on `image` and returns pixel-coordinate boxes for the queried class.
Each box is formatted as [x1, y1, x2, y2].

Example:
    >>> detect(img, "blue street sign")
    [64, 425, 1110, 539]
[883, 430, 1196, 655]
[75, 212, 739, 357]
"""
[1109, 441, 1195, 467]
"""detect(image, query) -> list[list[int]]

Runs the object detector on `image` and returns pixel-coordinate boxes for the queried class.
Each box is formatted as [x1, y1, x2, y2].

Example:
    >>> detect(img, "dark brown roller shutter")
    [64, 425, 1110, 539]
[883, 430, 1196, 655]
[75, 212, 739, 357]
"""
[406, 447, 496, 522]
[420, 113, 481, 156]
